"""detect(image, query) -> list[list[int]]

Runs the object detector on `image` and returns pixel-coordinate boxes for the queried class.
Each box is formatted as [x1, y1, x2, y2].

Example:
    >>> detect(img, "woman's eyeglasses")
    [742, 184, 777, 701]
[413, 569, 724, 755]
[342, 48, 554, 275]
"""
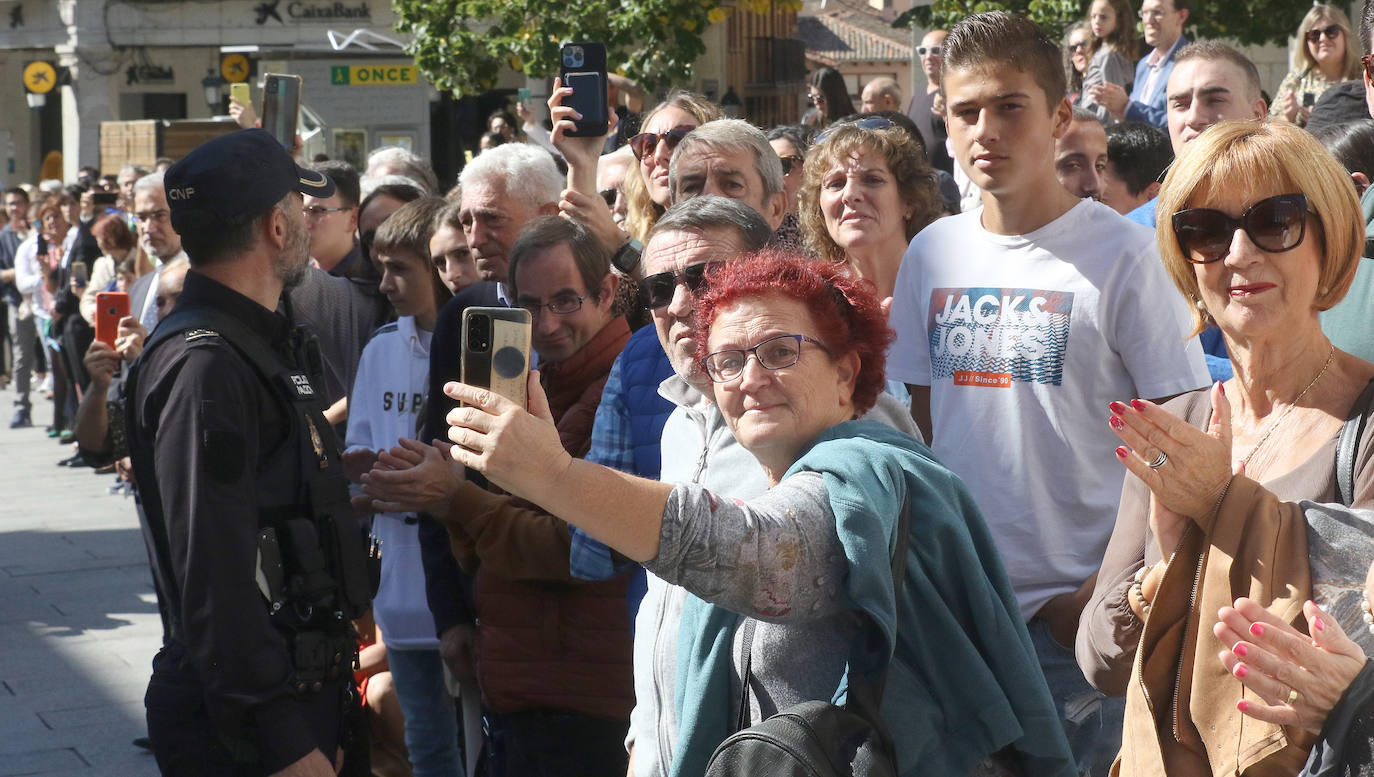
[815, 116, 894, 144]
[639, 261, 723, 309]
[702, 334, 829, 383]
[1068, 41, 1090, 53]
[629, 126, 695, 161]
[1171, 193, 1313, 264]
[1306, 24, 1344, 43]
[778, 155, 803, 175]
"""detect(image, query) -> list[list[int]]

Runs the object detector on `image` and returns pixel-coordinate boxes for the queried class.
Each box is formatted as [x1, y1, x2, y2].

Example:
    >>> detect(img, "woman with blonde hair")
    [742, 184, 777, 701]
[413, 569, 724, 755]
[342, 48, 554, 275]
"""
[1272, 4, 1363, 127]
[1078, 119, 1374, 776]
[797, 117, 943, 298]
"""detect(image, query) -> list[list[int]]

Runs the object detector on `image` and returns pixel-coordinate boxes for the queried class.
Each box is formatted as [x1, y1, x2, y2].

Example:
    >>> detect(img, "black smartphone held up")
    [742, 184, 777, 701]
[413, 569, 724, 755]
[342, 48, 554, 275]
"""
[1303, 92, 1316, 108]
[92, 192, 118, 207]
[261, 73, 303, 152]
[559, 42, 609, 138]
[460, 307, 532, 409]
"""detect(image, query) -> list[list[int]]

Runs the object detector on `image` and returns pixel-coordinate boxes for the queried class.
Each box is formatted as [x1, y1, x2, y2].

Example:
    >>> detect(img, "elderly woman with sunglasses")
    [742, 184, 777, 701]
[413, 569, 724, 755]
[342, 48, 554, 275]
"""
[798, 117, 944, 298]
[1270, 4, 1362, 128]
[1077, 120, 1374, 776]
[443, 252, 1076, 777]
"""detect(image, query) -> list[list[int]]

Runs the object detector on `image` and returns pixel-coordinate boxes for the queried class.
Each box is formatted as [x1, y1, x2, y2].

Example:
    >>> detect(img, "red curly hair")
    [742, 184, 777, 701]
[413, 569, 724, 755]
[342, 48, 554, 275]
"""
[690, 250, 892, 416]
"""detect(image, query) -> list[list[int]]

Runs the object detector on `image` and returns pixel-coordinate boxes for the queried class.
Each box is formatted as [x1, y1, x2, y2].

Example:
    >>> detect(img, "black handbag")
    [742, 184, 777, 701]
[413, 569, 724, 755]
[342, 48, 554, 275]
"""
[702, 501, 909, 777]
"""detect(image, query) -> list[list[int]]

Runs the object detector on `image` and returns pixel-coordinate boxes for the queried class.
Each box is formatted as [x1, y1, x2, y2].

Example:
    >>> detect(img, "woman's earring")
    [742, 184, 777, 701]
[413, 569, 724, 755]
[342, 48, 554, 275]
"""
[1194, 297, 1206, 310]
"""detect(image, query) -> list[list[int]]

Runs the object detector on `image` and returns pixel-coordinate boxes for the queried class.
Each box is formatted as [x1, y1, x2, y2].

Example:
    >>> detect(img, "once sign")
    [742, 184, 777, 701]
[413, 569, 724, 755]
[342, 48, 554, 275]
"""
[329, 65, 418, 86]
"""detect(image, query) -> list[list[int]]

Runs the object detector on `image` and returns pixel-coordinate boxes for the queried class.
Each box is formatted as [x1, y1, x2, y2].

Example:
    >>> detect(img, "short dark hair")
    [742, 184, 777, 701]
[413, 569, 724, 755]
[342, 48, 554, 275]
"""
[943, 11, 1066, 107]
[373, 196, 445, 262]
[435, 200, 463, 233]
[313, 160, 361, 208]
[4, 187, 29, 203]
[508, 216, 611, 303]
[1311, 119, 1374, 178]
[1104, 122, 1174, 196]
[1174, 42, 1263, 103]
[180, 196, 283, 267]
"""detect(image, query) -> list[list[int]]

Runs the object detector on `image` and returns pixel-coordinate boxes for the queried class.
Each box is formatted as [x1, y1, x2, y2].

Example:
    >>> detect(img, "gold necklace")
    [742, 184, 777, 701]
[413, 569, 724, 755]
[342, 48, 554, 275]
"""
[1238, 344, 1336, 470]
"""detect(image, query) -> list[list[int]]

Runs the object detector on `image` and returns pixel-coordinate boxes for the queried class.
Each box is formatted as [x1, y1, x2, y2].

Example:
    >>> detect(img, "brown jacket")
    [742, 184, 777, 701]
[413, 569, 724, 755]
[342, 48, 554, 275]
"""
[1115, 475, 1317, 777]
[441, 316, 634, 720]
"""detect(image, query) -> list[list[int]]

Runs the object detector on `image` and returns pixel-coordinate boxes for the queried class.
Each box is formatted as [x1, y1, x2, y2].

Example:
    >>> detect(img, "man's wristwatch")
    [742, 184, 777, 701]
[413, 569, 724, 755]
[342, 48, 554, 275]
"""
[611, 239, 643, 276]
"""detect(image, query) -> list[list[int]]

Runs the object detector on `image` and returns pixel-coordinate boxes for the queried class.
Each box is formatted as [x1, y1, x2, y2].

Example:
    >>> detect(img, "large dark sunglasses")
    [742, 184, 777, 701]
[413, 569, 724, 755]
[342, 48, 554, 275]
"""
[1306, 24, 1343, 43]
[815, 117, 894, 144]
[778, 154, 802, 175]
[639, 261, 723, 309]
[1172, 193, 1313, 264]
[629, 125, 694, 161]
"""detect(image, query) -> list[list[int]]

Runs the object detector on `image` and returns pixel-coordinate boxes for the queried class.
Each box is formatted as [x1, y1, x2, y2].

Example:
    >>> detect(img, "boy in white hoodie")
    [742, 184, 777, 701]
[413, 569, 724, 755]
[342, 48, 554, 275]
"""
[343, 196, 460, 776]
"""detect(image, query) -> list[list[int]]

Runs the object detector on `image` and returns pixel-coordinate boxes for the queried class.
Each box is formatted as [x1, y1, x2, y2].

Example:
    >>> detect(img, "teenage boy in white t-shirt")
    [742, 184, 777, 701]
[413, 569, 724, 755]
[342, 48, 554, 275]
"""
[886, 12, 1209, 776]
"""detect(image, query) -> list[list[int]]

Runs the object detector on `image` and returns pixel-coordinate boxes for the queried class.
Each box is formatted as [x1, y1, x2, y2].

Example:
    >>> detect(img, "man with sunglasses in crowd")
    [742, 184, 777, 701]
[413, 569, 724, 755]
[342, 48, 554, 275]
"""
[303, 161, 364, 278]
[1091, 0, 1189, 129]
[906, 29, 954, 174]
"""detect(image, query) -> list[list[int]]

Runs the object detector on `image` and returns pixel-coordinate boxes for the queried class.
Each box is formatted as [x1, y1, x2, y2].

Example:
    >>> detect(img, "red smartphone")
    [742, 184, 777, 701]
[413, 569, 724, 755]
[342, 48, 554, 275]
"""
[95, 291, 130, 348]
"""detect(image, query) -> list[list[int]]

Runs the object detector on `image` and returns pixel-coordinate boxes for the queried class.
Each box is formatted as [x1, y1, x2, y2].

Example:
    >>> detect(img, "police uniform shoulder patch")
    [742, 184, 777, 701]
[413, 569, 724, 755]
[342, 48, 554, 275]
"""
[184, 327, 222, 344]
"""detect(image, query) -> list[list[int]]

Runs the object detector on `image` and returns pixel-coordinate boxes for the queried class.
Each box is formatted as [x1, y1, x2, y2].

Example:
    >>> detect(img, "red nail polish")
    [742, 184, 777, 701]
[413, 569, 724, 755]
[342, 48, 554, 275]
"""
[1237, 700, 1249, 712]
[1110, 416, 1124, 430]
[1250, 623, 1265, 637]
[1233, 643, 1248, 658]
[1109, 401, 1127, 414]
[1116, 446, 1128, 459]
[1235, 664, 1248, 678]
[1217, 381, 1225, 396]
[1131, 399, 1146, 411]
[1314, 617, 1325, 632]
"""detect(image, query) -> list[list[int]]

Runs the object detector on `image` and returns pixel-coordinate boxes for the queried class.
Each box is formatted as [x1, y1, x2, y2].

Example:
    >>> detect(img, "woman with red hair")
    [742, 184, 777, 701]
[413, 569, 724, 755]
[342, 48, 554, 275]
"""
[442, 252, 1074, 777]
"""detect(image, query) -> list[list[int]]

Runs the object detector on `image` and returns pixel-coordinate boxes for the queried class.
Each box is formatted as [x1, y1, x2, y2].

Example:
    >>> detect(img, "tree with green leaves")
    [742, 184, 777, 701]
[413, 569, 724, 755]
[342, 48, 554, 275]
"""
[394, 0, 800, 97]
[895, 0, 1311, 47]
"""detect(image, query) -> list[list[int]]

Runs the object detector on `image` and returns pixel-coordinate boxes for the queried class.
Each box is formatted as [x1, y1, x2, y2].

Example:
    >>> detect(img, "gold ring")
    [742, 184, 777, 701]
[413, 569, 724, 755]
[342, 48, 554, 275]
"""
[1287, 689, 1299, 705]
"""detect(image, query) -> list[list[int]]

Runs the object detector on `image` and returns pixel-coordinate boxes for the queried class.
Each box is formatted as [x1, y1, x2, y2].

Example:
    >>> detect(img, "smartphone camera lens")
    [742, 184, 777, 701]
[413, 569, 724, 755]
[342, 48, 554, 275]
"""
[467, 315, 490, 353]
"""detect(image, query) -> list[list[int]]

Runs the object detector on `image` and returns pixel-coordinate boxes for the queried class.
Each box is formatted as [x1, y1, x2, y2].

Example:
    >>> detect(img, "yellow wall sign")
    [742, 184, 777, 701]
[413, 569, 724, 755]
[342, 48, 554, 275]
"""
[24, 62, 57, 94]
[330, 65, 418, 86]
[221, 54, 251, 83]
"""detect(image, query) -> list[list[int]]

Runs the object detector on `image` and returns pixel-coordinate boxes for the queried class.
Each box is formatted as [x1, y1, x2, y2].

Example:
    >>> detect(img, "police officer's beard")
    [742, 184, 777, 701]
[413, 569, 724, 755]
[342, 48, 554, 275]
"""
[275, 220, 312, 290]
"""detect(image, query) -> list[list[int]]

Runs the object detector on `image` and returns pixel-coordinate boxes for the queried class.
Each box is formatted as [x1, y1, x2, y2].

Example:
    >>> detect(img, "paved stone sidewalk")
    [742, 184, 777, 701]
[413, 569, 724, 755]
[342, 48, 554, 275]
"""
[0, 383, 161, 776]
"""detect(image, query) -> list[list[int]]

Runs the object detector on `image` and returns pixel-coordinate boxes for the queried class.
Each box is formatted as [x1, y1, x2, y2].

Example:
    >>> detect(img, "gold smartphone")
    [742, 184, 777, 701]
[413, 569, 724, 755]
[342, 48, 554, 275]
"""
[460, 307, 532, 408]
[229, 82, 251, 107]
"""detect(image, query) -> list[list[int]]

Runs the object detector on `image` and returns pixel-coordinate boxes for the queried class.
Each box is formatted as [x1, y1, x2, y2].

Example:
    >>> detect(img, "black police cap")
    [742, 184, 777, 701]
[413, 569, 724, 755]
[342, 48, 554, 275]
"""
[164, 128, 335, 235]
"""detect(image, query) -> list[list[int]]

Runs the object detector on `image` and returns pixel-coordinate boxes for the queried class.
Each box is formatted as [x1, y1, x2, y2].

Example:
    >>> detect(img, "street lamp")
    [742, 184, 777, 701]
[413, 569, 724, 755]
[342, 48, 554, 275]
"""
[201, 69, 227, 113]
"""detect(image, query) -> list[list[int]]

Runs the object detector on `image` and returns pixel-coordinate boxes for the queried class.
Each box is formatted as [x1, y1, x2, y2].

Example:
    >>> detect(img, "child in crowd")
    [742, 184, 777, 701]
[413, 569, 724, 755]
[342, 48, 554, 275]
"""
[343, 195, 457, 777]
[1077, 0, 1138, 124]
[886, 12, 1208, 776]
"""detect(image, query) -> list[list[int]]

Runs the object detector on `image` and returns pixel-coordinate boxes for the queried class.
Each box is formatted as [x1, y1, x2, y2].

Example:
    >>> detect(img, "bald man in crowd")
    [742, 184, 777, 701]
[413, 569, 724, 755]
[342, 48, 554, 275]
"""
[861, 77, 903, 113]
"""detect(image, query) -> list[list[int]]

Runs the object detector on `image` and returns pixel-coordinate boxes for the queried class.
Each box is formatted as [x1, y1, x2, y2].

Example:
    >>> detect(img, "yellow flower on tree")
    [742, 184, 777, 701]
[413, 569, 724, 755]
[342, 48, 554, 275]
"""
[707, 7, 729, 24]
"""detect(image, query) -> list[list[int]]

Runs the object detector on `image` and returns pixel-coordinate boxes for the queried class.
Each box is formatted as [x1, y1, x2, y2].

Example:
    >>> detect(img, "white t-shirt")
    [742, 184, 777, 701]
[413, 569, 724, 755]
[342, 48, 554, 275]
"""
[887, 199, 1209, 620]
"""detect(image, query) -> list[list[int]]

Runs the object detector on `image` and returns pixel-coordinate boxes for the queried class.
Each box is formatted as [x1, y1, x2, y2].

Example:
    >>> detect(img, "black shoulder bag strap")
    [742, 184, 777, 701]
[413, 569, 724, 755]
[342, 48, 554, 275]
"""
[732, 496, 911, 739]
[1336, 378, 1374, 506]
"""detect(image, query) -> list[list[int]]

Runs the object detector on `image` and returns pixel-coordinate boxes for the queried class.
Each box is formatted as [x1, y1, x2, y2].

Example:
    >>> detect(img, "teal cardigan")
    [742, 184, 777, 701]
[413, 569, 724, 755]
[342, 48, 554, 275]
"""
[671, 420, 1075, 777]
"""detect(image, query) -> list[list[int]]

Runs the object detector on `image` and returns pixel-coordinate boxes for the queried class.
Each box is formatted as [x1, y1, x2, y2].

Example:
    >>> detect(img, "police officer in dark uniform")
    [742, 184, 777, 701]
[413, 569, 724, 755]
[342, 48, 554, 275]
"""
[127, 129, 373, 777]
